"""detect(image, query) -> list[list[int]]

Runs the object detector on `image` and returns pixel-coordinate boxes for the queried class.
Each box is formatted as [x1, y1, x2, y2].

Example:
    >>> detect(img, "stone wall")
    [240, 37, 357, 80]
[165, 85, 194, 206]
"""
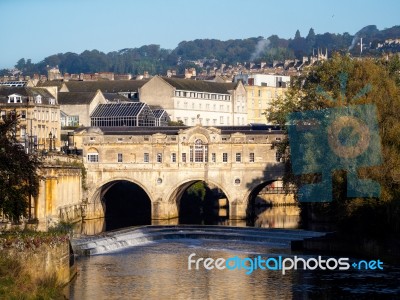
[1, 239, 76, 285]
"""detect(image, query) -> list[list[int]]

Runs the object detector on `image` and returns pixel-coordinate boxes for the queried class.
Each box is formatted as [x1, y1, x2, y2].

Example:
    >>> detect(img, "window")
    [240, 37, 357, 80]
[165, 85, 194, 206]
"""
[157, 153, 162, 163]
[249, 152, 255, 162]
[190, 139, 208, 162]
[171, 153, 176, 163]
[21, 110, 26, 119]
[144, 153, 149, 163]
[182, 153, 187, 162]
[87, 153, 99, 163]
[220, 116, 224, 124]
[222, 153, 228, 163]
[211, 153, 216, 163]
[236, 153, 241, 162]
[117, 153, 123, 162]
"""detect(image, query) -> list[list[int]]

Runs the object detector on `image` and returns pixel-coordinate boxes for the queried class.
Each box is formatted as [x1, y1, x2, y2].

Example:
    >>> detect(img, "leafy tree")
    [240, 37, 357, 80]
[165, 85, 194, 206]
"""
[294, 30, 301, 39]
[267, 53, 400, 237]
[168, 120, 185, 126]
[0, 117, 41, 223]
[306, 28, 316, 53]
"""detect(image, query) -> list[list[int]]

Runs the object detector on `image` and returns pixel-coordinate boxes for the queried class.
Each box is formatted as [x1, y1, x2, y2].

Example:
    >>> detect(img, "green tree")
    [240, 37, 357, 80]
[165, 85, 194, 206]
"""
[267, 53, 400, 237]
[0, 118, 41, 223]
[168, 120, 185, 126]
[294, 30, 301, 39]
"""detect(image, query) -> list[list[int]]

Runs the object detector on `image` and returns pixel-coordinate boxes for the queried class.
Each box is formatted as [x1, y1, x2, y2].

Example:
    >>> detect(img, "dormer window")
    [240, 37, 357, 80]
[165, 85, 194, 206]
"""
[49, 98, 55, 105]
[7, 94, 22, 103]
[35, 95, 42, 104]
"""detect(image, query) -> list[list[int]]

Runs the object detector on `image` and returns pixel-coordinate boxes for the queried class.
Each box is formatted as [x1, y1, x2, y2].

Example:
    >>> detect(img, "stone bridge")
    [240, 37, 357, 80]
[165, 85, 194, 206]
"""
[77, 125, 285, 220]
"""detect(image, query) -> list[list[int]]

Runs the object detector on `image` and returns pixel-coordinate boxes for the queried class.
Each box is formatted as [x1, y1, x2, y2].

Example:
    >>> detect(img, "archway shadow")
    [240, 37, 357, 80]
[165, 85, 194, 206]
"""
[101, 180, 151, 231]
[245, 162, 293, 227]
[178, 181, 229, 225]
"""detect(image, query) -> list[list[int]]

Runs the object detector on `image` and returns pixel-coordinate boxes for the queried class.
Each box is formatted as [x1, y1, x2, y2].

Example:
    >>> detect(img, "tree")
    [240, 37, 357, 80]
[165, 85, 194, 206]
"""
[0, 117, 41, 223]
[168, 120, 185, 126]
[306, 28, 316, 53]
[294, 30, 301, 39]
[267, 53, 400, 237]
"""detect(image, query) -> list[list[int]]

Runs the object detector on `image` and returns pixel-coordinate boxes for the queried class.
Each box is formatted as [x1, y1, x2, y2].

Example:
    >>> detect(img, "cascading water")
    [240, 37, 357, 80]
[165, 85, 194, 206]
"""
[71, 225, 328, 255]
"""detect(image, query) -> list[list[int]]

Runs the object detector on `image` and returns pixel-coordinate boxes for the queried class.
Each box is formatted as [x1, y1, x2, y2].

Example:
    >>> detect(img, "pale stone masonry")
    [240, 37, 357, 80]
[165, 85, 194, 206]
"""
[139, 76, 247, 126]
[76, 125, 284, 220]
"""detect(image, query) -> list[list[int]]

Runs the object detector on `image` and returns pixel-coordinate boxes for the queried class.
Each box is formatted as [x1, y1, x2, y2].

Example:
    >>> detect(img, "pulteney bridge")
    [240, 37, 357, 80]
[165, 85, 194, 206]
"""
[76, 125, 285, 221]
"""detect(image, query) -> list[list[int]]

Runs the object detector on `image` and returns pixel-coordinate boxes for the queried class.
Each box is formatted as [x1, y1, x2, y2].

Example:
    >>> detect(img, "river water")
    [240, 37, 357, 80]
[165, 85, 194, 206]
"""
[66, 207, 400, 299]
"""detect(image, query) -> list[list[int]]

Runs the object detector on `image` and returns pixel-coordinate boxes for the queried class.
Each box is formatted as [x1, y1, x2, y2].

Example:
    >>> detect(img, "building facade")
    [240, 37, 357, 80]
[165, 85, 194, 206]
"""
[139, 76, 247, 126]
[245, 85, 287, 124]
[0, 86, 61, 151]
[58, 90, 107, 127]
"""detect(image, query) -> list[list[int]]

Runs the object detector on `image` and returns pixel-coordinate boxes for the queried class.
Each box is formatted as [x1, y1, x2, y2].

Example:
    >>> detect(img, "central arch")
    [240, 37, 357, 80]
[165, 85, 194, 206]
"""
[167, 180, 230, 225]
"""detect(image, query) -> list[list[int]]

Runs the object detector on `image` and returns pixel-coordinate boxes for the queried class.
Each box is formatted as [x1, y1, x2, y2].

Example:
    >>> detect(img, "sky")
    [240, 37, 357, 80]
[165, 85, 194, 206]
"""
[0, 0, 399, 69]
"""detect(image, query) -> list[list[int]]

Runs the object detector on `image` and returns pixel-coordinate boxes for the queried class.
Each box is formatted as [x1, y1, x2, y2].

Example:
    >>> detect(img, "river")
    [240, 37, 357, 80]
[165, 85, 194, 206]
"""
[66, 206, 400, 299]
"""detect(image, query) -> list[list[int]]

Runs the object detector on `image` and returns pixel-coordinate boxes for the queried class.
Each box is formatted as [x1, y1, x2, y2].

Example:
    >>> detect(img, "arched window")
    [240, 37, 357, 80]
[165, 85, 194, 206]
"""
[87, 147, 99, 163]
[190, 139, 208, 163]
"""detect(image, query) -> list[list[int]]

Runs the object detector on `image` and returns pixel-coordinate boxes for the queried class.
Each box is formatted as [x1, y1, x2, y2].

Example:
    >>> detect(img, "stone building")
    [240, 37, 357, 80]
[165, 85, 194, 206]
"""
[0, 86, 60, 151]
[58, 90, 107, 127]
[234, 74, 289, 124]
[139, 76, 247, 126]
[245, 85, 287, 124]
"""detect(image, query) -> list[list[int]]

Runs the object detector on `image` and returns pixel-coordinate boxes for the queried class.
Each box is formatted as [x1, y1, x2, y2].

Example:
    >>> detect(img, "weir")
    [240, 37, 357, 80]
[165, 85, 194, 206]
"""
[71, 225, 328, 255]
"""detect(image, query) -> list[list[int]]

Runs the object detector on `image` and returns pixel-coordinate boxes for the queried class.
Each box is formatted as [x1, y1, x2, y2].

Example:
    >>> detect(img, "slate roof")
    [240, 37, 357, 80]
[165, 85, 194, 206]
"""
[38, 80, 148, 93]
[58, 92, 98, 105]
[37, 81, 65, 89]
[0, 86, 55, 101]
[91, 102, 146, 118]
[66, 80, 148, 93]
[160, 77, 238, 94]
[102, 93, 131, 103]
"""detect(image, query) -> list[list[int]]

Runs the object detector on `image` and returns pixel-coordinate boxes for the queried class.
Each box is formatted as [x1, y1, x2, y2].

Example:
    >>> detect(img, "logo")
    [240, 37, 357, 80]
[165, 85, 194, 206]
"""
[286, 73, 382, 202]
[188, 253, 384, 275]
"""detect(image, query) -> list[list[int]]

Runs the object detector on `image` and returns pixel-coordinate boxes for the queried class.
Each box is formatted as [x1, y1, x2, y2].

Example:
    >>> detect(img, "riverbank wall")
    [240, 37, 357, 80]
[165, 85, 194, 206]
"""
[0, 234, 76, 285]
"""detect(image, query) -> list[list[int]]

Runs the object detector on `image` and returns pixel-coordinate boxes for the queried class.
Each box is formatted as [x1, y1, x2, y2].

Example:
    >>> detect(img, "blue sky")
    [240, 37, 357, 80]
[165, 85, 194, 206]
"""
[1, 0, 399, 69]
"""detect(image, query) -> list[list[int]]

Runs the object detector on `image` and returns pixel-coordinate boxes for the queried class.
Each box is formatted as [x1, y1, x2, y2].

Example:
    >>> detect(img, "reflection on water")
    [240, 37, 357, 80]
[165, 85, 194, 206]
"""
[74, 205, 300, 236]
[254, 205, 300, 228]
[67, 239, 400, 299]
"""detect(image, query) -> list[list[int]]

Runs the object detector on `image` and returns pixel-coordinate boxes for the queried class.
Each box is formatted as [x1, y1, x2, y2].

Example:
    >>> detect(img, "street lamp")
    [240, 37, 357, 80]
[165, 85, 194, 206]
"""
[52, 134, 56, 151]
[48, 132, 52, 152]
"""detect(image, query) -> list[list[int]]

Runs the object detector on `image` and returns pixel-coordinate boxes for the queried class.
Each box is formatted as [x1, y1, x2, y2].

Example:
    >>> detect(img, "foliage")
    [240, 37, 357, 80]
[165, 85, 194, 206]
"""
[48, 220, 75, 234]
[0, 118, 41, 223]
[267, 53, 400, 237]
[168, 120, 185, 126]
[0, 230, 69, 251]
[9, 25, 400, 76]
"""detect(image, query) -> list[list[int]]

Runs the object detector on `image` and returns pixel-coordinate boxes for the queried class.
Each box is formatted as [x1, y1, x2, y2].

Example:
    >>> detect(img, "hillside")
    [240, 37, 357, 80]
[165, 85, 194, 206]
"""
[3, 25, 400, 77]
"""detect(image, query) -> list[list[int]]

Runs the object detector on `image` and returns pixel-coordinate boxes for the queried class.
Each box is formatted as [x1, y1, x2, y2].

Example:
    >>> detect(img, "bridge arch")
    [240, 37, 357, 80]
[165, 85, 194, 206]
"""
[166, 179, 231, 223]
[87, 177, 153, 228]
[244, 179, 298, 227]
